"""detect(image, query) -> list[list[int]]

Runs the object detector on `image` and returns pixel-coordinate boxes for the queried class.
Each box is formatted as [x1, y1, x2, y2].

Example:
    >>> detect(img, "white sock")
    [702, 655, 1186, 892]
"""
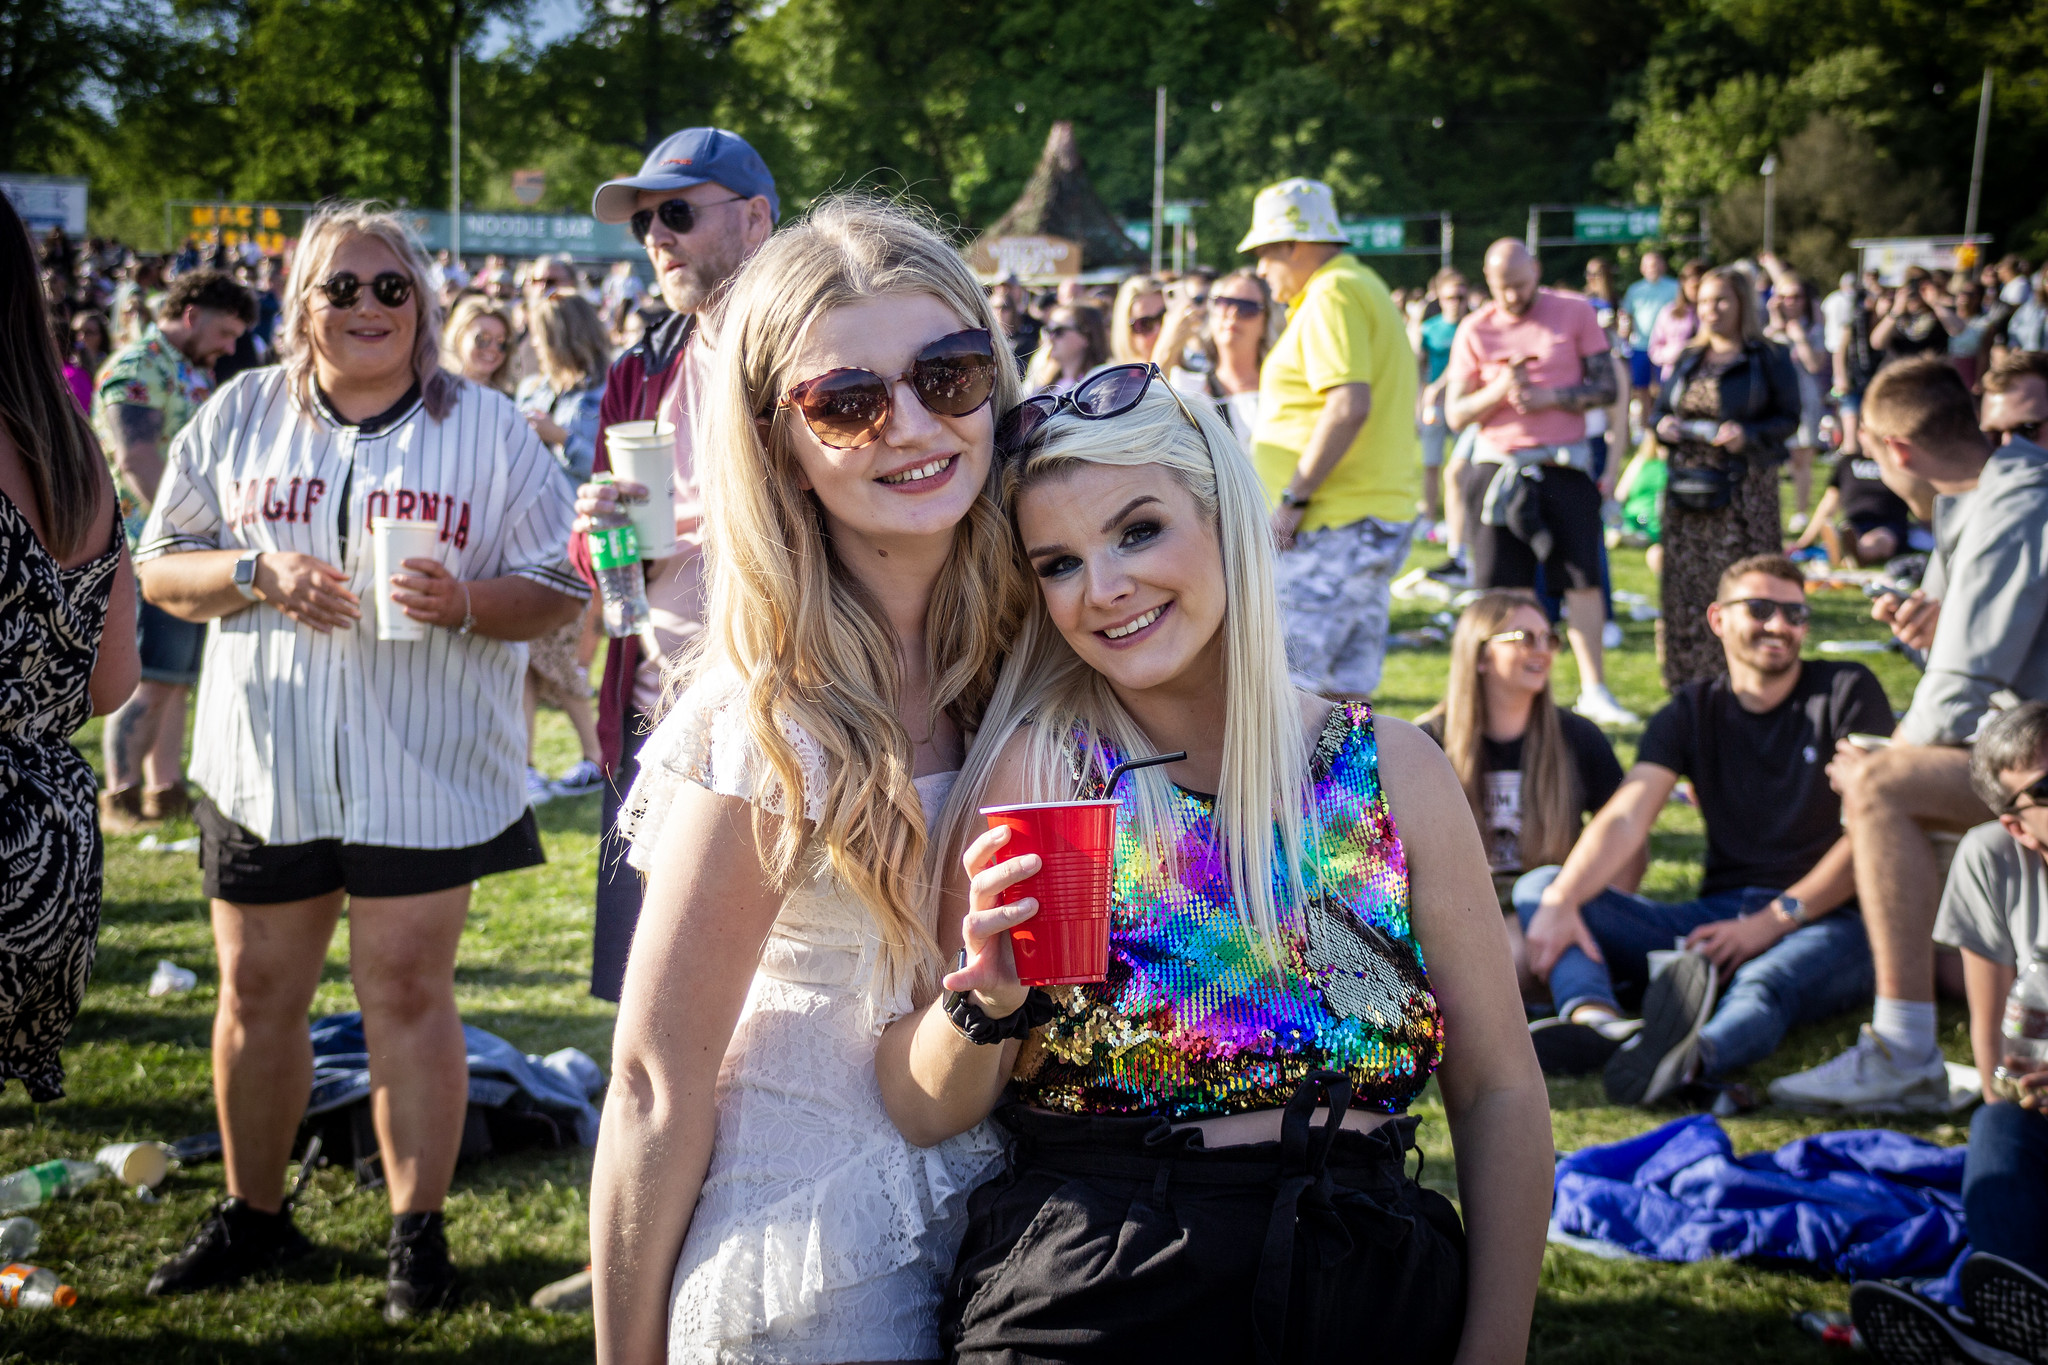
[1870, 997, 1939, 1063]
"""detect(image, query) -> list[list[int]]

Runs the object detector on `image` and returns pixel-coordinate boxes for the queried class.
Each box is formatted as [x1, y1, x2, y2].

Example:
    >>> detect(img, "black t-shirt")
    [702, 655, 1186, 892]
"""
[1637, 661, 1896, 895]
[1418, 710, 1624, 874]
[1882, 310, 1947, 365]
[1831, 454, 1912, 528]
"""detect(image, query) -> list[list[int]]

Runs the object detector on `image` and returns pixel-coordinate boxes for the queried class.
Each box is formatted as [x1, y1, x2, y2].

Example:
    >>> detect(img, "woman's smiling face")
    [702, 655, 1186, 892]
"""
[1016, 460, 1226, 696]
[309, 233, 418, 386]
[779, 291, 994, 551]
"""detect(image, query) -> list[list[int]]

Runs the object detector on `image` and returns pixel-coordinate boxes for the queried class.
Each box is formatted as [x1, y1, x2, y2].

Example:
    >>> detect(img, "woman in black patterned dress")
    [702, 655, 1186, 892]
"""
[0, 194, 140, 1100]
[1651, 266, 1802, 690]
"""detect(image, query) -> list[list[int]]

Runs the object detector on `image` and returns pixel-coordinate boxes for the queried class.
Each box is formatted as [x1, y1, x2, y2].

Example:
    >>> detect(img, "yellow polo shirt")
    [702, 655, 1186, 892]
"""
[1251, 255, 1421, 532]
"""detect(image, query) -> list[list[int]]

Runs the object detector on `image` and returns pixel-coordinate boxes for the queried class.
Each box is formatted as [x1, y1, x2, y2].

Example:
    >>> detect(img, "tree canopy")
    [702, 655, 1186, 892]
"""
[9, 0, 2046, 283]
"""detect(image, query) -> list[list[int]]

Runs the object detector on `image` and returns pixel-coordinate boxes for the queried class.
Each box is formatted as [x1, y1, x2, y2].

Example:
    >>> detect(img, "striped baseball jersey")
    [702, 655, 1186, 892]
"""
[136, 368, 586, 849]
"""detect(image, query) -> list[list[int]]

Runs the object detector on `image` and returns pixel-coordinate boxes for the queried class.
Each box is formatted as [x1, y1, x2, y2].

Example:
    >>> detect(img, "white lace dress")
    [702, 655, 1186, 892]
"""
[621, 674, 1005, 1364]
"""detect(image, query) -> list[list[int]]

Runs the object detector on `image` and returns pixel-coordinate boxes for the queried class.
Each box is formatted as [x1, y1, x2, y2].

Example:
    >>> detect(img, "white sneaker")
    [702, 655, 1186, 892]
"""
[549, 758, 605, 799]
[525, 766, 554, 807]
[1788, 512, 1810, 535]
[1602, 619, 1624, 650]
[1767, 1025, 1952, 1114]
[1573, 684, 1639, 728]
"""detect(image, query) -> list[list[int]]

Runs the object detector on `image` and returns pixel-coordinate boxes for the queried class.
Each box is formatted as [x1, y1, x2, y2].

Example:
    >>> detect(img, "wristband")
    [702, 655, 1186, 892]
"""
[451, 583, 475, 638]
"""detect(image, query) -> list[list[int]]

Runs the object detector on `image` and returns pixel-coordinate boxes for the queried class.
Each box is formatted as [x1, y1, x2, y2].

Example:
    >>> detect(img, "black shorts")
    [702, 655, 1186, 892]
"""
[1461, 459, 1605, 594]
[196, 795, 545, 904]
[943, 1073, 1467, 1364]
[1842, 513, 1908, 546]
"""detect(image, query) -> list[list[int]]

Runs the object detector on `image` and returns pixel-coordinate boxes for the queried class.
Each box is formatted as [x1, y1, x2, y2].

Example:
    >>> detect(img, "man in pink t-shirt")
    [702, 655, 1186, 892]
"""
[1446, 238, 1632, 726]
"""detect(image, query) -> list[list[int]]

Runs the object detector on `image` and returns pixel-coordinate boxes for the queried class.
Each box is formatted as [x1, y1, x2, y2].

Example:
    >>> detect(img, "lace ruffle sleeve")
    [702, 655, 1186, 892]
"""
[618, 670, 829, 874]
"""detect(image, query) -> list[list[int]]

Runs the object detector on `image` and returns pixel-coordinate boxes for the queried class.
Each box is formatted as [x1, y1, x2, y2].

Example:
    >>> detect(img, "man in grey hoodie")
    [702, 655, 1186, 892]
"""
[1774, 353, 2048, 1111]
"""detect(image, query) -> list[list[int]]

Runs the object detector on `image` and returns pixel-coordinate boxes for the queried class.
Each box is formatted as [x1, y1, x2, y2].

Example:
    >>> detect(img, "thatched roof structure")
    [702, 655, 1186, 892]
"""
[979, 122, 1147, 272]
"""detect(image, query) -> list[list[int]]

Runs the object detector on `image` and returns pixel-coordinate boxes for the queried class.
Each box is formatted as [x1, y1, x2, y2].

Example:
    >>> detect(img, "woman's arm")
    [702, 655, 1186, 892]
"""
[1738, 345, 1802, 453]
[387, 559, 583, 640]
[89, 539, 141, 716]
[592, 783, 788, 1365]
[877, 732, 1043, 1147]
[138, 548, 360, 630]
[1376, 719, 1550, 1365]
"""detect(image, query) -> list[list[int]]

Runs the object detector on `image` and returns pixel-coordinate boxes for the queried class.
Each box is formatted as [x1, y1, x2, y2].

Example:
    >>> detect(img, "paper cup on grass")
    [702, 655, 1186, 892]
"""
[370, 518, 445, 642]
[981, 800, 1118, 986]
[604, 421, 678, 558]
[95, 1141, 171, 1190]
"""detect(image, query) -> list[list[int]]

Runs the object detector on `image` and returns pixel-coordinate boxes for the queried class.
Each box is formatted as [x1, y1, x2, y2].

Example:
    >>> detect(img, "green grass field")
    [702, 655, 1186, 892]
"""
[0, 497, 1976, 1363]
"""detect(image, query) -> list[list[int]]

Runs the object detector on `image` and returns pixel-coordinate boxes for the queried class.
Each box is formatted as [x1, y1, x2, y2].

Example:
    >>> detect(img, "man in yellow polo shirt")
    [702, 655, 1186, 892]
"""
[1244, 178, 1422, 699]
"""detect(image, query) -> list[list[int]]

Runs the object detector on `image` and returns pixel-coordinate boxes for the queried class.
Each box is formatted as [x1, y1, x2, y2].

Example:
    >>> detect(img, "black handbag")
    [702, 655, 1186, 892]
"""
[1666, 453, 1749, 512]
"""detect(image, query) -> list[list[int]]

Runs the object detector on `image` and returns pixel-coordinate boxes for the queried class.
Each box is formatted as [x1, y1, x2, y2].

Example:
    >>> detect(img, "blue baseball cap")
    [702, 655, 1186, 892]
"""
[592, 127, 779, 226]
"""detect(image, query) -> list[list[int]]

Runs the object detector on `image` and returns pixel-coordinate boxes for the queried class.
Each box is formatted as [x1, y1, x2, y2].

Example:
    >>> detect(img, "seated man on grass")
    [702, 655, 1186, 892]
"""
[1518, 554, 1895, 1105]
[1851, 702, 2048, 1365]
[1774, 353, 2048, 1112]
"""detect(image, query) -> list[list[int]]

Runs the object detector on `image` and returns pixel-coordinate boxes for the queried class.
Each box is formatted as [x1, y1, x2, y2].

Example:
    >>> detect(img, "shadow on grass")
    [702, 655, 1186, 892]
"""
[1532, 1285, 1836, 1365]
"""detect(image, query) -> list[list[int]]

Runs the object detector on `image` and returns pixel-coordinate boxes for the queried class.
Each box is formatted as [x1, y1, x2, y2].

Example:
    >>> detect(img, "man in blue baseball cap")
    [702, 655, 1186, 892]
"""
[572, 127, 778, 1003]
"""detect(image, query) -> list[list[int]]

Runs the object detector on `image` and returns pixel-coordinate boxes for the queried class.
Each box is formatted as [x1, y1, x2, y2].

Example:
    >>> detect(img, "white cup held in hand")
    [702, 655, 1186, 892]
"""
[604, 421, 678, 558]
[371, 518, 447, 642]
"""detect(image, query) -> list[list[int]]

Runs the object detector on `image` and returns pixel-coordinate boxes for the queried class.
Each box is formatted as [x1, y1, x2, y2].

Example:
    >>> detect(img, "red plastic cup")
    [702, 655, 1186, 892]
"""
[981, 800, 1118, 985]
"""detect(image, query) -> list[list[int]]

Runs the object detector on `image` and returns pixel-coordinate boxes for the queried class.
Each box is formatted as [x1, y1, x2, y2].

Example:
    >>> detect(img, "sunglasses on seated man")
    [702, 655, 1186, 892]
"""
[629, 194, 749, 245]
[1719, 598, 1810, 627]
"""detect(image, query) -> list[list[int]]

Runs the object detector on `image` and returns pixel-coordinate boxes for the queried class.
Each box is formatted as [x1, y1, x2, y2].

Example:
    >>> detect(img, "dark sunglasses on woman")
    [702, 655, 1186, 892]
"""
[318, 271, 414, 310]
[772, 327, 998, 450]
[629, 194, 748, 245]
[995, 362, 1208, 459]
[1722, 598, 1810, 627]
[1209, 296, 1264, 319]
[1128, 311, 1165, 336]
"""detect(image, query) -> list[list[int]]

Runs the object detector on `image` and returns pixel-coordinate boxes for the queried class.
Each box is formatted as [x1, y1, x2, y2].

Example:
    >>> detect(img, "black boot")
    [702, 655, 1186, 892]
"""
[146, 1196, 312, 1296]
[385, 1210, 458, 1322]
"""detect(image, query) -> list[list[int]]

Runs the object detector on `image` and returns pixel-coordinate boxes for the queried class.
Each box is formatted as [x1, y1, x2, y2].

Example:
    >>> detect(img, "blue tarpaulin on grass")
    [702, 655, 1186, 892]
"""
[1551, 1115, 1970, 1292]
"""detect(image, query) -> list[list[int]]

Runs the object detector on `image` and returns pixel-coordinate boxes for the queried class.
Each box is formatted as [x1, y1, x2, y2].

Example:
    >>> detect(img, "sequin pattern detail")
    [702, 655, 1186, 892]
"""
[1014, 703, 1444, 1121]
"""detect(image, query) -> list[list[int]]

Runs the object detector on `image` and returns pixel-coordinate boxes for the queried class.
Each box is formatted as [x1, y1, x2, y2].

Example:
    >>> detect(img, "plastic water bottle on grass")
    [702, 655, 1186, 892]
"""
[0, 1219, 37, 1260]
[0, 1263, 76, 1309]
[0, 1160, 100, 1215]
[1996, 945, 2048, 1101]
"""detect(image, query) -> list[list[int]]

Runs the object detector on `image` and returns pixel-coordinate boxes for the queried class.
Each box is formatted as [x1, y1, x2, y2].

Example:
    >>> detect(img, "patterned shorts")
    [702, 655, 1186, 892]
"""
[1273, 515, 1417, 698]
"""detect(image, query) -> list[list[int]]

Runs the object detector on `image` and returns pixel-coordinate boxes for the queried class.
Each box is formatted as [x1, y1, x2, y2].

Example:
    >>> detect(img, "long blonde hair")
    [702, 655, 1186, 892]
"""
[1416, 590, 1581, 870]
[442, 295, 516, 394]
[1022, 303, 1109, 395]
[1687, 265, 1765, 349]
[936, 384, 1312, 965]
[528, 291, 612, 393]
[279, 202, 456, 421]
[692, 195, 1028, 998]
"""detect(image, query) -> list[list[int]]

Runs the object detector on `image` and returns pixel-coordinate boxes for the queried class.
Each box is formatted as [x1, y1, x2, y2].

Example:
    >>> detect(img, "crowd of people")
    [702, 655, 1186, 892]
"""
[1, 115, 2044, 1364]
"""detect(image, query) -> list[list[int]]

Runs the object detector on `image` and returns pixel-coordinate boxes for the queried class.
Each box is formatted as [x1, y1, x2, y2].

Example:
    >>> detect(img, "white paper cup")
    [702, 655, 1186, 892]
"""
[95, 1141, 171, 1190]
[605, 421, 678, 558]
[371, 518, 447, 642]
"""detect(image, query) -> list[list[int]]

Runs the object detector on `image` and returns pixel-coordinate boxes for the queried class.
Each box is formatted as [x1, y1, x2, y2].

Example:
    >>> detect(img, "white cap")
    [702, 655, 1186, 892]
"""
[1237, 178, 1348, 253]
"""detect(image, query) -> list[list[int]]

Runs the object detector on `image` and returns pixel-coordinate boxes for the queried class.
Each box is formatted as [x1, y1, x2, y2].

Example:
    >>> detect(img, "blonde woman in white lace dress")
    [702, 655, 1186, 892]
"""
[590, 198, 1028, 1365]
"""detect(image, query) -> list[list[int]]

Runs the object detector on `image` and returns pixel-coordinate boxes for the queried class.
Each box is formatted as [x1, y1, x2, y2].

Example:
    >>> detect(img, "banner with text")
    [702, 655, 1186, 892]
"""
[1342, 218, 1407, 254]
[404, 210, 641, 261]
[1572, 207, 1662, 243]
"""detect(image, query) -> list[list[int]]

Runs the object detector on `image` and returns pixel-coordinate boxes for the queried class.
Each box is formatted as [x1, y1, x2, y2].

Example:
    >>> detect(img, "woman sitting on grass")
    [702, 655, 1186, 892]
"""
[876, 369, 1552, 1362]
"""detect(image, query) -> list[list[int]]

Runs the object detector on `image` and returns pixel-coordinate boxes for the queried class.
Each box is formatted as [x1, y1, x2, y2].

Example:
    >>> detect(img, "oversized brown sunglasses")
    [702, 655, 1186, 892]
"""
[772, 328, 997, 449]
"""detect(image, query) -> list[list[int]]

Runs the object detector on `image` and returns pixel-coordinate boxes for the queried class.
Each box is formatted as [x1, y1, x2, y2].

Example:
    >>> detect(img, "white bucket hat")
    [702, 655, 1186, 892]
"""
[1237, 178, 1348, 253]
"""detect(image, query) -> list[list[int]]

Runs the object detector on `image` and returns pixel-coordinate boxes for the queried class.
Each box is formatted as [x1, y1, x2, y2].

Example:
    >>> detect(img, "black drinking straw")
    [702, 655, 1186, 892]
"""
[1105, 751, 1187, 798]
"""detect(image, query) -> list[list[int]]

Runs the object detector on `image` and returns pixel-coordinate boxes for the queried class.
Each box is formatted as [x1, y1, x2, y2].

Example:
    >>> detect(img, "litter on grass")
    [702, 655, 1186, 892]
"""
[136, 835, 200, 854]
[148, 960, 197, 996]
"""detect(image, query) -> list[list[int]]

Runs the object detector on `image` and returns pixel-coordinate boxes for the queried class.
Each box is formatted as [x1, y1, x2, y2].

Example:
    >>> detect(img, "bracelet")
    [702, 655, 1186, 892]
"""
[452, 583, 475, 638]
[941, 986, 1054, 1046]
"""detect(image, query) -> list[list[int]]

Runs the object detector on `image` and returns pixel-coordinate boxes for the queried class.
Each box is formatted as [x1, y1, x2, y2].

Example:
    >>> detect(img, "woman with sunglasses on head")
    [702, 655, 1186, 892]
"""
[592, 197, 1022, 1364]
[874, 369, 1552, 1364]
[443, 294, 516, 395]
[1163, 270, 1278, 450]
[132, 203, 586, 1316]
[1109, 273, 1168, 365]
[1022, 302, 1110, 397]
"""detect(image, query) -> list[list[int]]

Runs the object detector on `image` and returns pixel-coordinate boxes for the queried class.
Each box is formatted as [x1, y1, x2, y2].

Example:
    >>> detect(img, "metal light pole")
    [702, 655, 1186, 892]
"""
[1759, 153, 1778, 257]
[450, 40, 462, 260]
[1151, 87, 1166, 277]
[1965, 67, 1993, 241]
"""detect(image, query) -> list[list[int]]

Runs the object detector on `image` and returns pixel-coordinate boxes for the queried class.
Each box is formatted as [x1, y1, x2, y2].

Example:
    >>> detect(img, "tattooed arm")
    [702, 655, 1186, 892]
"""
[1511, 353, 1619, 416]
[106, 403, 167, 512]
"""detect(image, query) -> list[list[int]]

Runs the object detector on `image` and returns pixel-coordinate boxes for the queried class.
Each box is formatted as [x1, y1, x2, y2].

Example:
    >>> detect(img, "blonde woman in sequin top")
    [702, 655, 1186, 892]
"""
[876, 369, 1552, 1364]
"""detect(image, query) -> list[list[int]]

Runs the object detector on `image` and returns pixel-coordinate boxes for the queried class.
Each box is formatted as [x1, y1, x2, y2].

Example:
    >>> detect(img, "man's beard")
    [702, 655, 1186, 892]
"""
[1738, 637, 1801, 678]
[658, 236, 746, 315]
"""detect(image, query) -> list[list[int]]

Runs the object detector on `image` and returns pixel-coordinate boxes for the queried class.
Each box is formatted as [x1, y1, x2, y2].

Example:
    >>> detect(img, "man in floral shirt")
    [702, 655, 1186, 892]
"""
[92, 268, 254, 830]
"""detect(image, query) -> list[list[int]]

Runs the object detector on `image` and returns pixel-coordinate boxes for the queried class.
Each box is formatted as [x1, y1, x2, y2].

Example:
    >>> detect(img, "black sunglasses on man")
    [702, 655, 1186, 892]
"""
[629, 195, 749, 244]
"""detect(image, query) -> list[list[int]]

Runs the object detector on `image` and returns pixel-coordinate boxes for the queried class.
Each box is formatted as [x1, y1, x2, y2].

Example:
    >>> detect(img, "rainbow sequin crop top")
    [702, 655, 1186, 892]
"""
[1013, 703, 1444, 1122]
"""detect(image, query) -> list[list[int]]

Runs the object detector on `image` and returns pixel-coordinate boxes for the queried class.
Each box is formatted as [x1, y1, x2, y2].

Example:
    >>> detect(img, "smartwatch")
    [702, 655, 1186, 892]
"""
[1770, 895, 1809, 928]
[231, 550, 264, 601]
[1278, 488, 1312, 510]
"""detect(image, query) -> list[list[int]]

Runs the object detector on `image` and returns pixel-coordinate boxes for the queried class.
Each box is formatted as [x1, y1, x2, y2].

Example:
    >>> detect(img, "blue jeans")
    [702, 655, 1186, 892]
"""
[1513, 866, 1875, 1078]
[1966, 1101, 2048, 1278]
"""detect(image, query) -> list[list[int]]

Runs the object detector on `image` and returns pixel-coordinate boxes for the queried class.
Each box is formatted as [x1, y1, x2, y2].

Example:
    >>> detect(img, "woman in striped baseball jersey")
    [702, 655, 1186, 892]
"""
[133, 203, 587, 1318]
[593, 197, 1026, 1363]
